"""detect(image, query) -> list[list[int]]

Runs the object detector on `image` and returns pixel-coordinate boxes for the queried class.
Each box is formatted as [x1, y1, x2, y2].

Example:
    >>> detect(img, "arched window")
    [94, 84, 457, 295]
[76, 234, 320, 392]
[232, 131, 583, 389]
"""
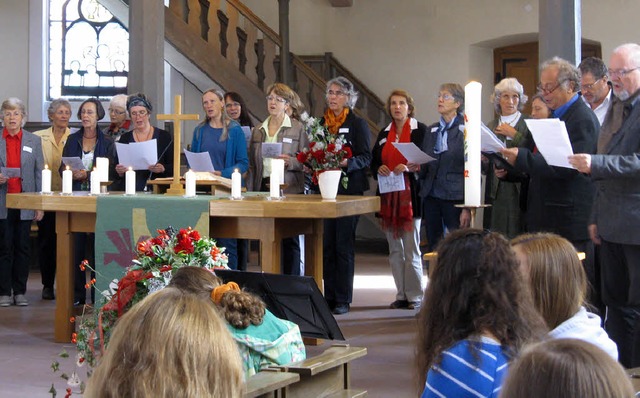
[49, 0, 129, 100]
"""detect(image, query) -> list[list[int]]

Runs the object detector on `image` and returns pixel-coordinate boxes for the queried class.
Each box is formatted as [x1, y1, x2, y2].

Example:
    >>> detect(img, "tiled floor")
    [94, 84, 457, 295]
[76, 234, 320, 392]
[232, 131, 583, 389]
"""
[0, 241, 425, 398]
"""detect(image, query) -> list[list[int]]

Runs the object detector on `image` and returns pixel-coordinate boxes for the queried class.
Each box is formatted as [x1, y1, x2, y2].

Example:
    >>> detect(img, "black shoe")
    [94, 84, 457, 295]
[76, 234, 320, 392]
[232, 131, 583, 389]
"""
[389, 299, 409, 309]
[408, 301, 421, 310]
[42, 287, 55, 300]
[332, 303, 350, 315]
[326, 299, 336, 311]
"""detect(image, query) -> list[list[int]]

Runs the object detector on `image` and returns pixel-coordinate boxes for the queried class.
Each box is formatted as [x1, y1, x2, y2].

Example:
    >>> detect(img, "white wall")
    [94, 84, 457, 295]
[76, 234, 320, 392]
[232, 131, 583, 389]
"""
[243, 0, 640, 123]
[0, 1, 30, 106]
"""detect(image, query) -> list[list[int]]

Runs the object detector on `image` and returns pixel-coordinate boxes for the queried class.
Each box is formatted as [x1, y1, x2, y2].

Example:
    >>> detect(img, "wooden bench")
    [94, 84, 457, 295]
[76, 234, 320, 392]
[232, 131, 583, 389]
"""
[274, 344, 368, 398]
[245, 369, 300, 398]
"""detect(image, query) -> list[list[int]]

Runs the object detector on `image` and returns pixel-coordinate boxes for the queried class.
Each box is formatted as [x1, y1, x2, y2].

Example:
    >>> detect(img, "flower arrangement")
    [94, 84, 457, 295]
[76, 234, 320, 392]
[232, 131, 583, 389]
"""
[296, 112, 353, 188]
[50, 226, 228, 396]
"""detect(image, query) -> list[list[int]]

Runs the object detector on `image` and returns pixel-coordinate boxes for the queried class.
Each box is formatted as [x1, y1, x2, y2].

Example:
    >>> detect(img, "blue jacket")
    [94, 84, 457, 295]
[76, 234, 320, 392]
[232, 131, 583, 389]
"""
[191, 121, 249, 179]
[60, 128, 115, 191]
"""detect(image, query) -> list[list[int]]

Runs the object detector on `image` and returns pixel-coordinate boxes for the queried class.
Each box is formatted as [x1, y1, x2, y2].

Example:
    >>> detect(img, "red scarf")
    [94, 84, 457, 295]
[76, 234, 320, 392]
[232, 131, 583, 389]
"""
[379, 119, 413, 238]
[324, 108, 349, 134]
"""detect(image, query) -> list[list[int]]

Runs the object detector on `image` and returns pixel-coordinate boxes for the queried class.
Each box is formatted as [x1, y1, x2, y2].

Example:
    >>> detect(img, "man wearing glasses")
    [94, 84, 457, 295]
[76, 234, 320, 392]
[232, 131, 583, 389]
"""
[579, 57, 612, 126]
[569, 43, 640, 368]
[502, 57, 599, 317]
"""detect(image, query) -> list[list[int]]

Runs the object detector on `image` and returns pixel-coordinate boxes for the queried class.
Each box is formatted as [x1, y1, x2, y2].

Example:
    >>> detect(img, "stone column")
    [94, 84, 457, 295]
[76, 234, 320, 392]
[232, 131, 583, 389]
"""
[128, 0, 165, 120]
[539, 0, 581, 65]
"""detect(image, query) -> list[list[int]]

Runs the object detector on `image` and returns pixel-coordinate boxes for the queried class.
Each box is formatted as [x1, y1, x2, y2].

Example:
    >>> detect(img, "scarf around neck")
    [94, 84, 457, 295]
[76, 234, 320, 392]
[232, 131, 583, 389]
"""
[324, 107, 349, 134]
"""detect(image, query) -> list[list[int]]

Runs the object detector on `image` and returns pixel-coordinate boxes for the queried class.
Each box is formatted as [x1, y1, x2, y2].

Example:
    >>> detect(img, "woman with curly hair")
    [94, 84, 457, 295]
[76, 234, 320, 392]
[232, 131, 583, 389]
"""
[169, 267, 306, 377]
[85, 288, 244, 398]
[416, 229, 545, 398]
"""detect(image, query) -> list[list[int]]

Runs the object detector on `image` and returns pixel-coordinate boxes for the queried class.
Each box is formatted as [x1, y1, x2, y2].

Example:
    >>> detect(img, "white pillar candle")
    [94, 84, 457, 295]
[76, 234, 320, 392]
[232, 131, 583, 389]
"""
[96, 157, 109, 182]
[231, 168, 241, 199]
[62, 166, 72, 194]
[272, 158, 285, 185]
[41, 164, 52, 193]
[125, 167, 136, 195]
[464, 81, 482, 207]
[270, 170, 280, 198]
[90, 168, 100, 195]
[184, 169, 196, 197]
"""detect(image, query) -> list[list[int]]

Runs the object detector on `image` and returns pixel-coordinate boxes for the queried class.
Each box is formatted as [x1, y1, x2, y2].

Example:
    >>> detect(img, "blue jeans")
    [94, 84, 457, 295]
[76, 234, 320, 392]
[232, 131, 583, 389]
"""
[422, 196, 462, 252]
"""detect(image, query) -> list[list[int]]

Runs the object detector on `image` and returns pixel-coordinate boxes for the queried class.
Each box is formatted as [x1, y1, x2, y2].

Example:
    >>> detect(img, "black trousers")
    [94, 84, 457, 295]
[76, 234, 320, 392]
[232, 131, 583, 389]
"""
[38, 211, 57, 289]
[600, 239, 640, 367]
[0, 209, 32, 296]
[323, 215, 359, 305]
[422, 196, 462, 252]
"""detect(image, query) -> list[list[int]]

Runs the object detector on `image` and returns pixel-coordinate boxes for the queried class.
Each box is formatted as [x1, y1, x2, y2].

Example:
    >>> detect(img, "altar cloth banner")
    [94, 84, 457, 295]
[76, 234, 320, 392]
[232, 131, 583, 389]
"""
[94, 195, 211, 300]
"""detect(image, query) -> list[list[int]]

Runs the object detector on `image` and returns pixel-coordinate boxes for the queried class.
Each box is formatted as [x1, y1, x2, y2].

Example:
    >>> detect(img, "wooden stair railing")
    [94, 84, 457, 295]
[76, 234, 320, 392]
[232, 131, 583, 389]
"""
[165, 0, 382, 134]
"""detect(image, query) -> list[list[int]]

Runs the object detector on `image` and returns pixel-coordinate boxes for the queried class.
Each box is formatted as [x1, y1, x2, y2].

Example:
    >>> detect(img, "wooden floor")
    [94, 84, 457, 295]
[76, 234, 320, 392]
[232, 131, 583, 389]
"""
[0, 241, 425, 398]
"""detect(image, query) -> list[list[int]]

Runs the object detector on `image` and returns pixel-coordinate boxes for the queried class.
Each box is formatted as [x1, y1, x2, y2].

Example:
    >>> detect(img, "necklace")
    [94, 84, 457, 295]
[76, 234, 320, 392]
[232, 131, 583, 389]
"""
[135, 125, 154, 142]
[500, 112, 521, 127]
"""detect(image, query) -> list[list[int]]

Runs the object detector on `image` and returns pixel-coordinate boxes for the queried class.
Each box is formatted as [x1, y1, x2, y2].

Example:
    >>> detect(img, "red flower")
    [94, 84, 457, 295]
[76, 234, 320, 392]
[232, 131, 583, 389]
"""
[343, 146, 353, 158]
[159, 265, 172, 273]
[297, 152, 307, 163]
[137, 239, 155, 257]
[327, 143, 336, 153]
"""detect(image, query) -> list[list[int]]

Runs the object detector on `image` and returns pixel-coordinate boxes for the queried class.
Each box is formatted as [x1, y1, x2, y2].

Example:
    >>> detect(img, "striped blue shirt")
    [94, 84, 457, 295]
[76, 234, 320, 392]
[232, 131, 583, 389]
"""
[421, 337, 509, 398]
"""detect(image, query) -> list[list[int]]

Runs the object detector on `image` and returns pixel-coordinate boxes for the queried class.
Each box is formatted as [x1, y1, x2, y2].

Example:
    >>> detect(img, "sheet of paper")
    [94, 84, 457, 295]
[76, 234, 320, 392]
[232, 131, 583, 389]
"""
[61, 157, 86, 170]
[115, 139, 158, 170]
[524, 119, 575, 169]
[184, 149, 215, 172]
[1, 167, 20, 178]
[391, 142, 435, 164]
[241, 126, 252, 144]
[481, 123, 506, 153]
[377, 172, 406, 194]
[261, 142, 283, 159]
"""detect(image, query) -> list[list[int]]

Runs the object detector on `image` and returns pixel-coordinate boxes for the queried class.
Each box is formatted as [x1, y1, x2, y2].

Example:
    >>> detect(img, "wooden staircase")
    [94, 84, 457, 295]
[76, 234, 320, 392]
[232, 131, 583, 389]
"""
[163, 0, 388, 133]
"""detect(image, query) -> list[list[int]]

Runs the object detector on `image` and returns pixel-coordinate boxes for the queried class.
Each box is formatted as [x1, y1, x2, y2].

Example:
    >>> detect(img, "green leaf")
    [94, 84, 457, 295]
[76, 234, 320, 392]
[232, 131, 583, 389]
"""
[51, 361, 60, 372]
[49, 383, 57, 397]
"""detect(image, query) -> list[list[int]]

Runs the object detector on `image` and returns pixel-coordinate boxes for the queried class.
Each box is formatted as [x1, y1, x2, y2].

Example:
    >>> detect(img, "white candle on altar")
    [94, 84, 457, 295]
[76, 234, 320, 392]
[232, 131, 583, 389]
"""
[184, 169, 196, 197]
[464, 81, 482, 207]
[90, 168, 100, 195]
[41, 164, 52, 193]
[125, 167, 136, 195]
[272, 158, 285, 185]
[96, 157, 109, 182]
[231, 168, 241, 199]
[62, 166, 72, 194]
[270, 170, 280, 198]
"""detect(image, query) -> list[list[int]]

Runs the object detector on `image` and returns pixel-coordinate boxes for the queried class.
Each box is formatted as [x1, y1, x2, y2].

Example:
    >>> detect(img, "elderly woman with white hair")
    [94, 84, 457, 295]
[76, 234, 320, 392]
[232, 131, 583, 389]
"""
[33, 98, 72, 300]
[317, 76, 372, 315]
[0, 98, 44, 307]
[483, 77, 534, 238]
[103, 93, 130, 142]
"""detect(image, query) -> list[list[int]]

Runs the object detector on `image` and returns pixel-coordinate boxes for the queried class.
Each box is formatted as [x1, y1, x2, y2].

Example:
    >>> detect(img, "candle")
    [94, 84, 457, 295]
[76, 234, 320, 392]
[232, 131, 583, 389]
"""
[272, 159, 285, 185]
[96, 157, 109, 182]
[62, 166, 72, 194]
[231, 168, 241, 199]
[41, 164, 52, 193]
[125, 167, 136, 195]
[270, 170, 280, 198]
[90, 168, 100, 195]
[464, 81, 482, 207]
[185, 169, 196, 197]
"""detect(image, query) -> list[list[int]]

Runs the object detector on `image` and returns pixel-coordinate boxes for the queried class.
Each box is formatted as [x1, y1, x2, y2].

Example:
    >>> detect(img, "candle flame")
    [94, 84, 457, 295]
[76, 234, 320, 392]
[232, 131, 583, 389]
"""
[128, 166, 133, 171]
[44, 164, 49, 170]
[66, 166, 70, 171]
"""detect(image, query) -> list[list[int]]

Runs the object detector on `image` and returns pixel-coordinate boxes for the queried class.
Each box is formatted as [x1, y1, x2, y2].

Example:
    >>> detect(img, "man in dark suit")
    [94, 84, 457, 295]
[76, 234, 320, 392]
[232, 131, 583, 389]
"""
[570, 43, 640, 368]
[502, 57, 599, 307]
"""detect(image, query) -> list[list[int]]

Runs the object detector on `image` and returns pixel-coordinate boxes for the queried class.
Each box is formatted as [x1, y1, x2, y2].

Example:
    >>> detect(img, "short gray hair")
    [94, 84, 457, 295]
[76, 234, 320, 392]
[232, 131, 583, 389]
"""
[540, 57, 580, 93]
[109, 94, 129, 118]
[47, 98, 72, 122]
[490, 78, 528, 114]
[1, 97, 27, 127]
[326, 76, 359, 109]
[612, 43, 640, 69]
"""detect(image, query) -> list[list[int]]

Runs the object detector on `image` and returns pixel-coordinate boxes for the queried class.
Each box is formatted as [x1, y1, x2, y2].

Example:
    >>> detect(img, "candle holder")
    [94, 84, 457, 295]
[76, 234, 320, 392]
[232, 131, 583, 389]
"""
[99, 181, 112, 195]
[229, 195, 244, 201]
[60, 192, 73, 196]
[454, 204, 491, 229]
[39, 191, 54, 196]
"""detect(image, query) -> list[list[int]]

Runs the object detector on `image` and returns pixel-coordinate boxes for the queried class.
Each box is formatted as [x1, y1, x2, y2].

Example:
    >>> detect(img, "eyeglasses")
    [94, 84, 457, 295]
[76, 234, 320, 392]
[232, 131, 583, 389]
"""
[108, 108, 126, 115]
[266, 96, 287, 104]
[537, 82, 561, 94]
[437, 94, 454, 101]
[608, 67, 640, 78]
[130, 110, 149, 118]
[225, 102, 241, 108]
[327, 90, 347, 97]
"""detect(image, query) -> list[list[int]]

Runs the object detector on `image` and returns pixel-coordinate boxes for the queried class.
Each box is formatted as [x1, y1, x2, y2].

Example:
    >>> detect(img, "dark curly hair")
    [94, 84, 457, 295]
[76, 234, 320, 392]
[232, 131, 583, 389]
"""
[415, 229, 546, 392]
[219, 290, 266, 329]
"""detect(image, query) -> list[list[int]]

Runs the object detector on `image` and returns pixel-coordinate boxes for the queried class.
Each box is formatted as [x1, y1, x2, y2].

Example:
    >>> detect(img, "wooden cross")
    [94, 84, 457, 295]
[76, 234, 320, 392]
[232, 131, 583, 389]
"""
[157, 95, 200, 195]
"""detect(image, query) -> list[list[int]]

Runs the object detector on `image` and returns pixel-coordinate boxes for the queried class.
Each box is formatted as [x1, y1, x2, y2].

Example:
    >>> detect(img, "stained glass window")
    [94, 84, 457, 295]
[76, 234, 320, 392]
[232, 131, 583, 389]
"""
[49, 0, 129, 100]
